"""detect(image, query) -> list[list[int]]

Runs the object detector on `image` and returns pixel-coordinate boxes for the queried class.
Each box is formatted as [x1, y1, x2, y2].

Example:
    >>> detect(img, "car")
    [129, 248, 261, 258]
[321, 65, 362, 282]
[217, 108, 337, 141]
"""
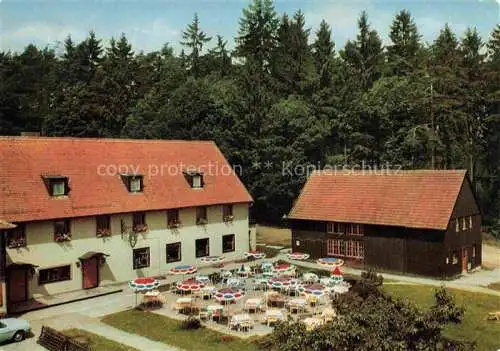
[0, 318, 31, 343]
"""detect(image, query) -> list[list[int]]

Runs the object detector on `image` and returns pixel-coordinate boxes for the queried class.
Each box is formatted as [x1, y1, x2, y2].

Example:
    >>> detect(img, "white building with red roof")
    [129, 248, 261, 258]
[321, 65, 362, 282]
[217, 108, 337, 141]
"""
[0, 137, 253, 312]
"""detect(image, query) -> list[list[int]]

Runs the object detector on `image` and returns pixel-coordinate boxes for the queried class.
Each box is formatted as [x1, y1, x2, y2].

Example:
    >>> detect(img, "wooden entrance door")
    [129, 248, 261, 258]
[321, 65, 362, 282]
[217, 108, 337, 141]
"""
[462, 248, 468, 272]
[8, 268, 28, 303]
[82, 257, 99, 289]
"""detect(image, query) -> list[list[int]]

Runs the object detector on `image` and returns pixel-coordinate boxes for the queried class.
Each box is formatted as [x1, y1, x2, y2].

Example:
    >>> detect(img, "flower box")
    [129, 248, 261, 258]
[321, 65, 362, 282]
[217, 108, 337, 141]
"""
[196, 218, 208, 225]
[223, 215, 234, 222]
[55, 233, 72, 242]
[168, 221, 181, 229]
[96, 228, 112, 237]
[133, 224, 148, 233]
[8, 237, 27, 248]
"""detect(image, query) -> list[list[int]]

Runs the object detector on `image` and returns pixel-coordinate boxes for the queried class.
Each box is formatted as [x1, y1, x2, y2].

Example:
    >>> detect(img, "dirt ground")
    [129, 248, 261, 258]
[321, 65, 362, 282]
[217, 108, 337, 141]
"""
[482, 243, 500, 269]
[256, 225, 291, 247]
[256, 225, 500, 269]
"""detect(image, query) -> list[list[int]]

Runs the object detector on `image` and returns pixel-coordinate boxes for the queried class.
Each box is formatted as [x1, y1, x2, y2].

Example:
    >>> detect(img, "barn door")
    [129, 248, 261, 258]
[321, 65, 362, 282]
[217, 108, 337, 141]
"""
[82, 257, 99, 289]
[461, 247, 468, 272]
[8, 268, 28, 303]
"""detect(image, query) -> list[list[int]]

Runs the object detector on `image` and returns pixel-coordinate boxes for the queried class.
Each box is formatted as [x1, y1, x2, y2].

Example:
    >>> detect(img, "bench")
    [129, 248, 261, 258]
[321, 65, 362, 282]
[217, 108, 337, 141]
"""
[38, 326, 91, 351]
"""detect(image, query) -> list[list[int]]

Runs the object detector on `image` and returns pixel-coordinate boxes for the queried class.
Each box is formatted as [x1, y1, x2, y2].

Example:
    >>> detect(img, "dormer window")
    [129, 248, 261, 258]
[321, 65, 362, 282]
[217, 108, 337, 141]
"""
[183, 169, 204, 189]
[42, 176, 69, 197]
[193, 175, 202, 188]
[121, 174, 143, 193]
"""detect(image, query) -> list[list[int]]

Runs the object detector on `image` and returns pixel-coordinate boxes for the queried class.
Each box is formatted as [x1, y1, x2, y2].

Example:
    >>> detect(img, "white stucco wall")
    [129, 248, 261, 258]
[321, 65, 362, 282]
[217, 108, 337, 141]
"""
[6, 204, 250, 298]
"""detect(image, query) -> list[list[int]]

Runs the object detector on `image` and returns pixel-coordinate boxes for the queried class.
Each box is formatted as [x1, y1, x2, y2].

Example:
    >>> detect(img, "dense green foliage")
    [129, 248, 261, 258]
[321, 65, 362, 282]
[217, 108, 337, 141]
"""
[262, 276, 469, 350]
[1, 2, 500, 228]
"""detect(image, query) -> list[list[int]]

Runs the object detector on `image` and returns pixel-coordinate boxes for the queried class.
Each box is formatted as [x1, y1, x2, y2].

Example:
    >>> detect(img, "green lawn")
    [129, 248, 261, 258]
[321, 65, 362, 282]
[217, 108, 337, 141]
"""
[62, 329, 137, 351]
[101, 309, 260, 351]
[384, 285, 500, 351]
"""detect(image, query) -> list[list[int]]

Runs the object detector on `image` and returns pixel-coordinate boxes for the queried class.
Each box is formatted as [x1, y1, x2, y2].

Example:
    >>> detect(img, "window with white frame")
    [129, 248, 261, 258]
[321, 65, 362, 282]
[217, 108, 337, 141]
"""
[327, 239, 342, 256]
[461, 217, 466, 231]
[468, 216, 473, 229]
[455, 219, 460, 232]
[327, 222, 334, 233]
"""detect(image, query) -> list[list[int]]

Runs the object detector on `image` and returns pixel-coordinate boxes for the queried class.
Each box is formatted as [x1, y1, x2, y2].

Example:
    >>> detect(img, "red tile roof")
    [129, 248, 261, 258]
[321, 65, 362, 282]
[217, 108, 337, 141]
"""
[288, 170, 467, 230]
[0, 137, 252, 222]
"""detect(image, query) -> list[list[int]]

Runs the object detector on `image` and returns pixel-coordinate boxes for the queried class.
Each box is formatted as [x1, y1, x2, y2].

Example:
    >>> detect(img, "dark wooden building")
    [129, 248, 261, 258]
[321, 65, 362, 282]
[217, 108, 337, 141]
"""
[288, 170, 481, 277]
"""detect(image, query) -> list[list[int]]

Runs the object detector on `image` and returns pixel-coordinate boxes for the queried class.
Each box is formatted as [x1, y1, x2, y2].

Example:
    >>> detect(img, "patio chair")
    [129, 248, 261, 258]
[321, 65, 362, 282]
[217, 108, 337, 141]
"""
[199, 309, 209, 320]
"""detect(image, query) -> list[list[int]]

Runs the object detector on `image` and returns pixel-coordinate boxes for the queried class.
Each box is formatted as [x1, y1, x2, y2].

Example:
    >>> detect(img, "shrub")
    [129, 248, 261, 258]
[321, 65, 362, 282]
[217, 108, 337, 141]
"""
[219, 335, 234, 342]
[181, 316, 201, 330]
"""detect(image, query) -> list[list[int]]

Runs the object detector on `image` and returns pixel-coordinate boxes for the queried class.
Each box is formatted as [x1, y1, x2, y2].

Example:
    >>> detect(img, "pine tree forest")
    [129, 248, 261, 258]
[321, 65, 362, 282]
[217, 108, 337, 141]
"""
[2, 2, 500, 233]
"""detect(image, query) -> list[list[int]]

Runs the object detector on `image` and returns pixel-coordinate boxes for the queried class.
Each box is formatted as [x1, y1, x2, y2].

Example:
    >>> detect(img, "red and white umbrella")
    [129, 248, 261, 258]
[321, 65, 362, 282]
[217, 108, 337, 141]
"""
[272, 263, 295, 275]
[168, 264, 197, 275]
[176, 278, 204, 293]
[298, 283, 328, 297]
[331, 266, 344, 283]
[128, 277, 160, 292]
[199, 255, 225, 265]
[267, 275, 300, 289]
[317, 257, 344, 267]
[214, 287, 245, 304]
[286, 252, 310, 260]
[244, 250, 266, 259]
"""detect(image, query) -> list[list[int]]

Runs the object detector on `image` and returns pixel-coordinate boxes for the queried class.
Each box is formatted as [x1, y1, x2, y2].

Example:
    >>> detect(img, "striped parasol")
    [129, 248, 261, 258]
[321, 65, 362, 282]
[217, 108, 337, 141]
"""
[243, 250, 266, 259]
[128, 277, 160, 292]
[199, 255, 225, 265]
[286, 252, 310, 260]
[176, 278, 203, 293]
[168, 265, 197, 275]
[298, 283, 328, 297]
[331, 266, 344, 283]
[317, 257, 344, 267]
[267, 275, 300, 289]
[214, 287, 245, 304]
[271, 263, 295, 275]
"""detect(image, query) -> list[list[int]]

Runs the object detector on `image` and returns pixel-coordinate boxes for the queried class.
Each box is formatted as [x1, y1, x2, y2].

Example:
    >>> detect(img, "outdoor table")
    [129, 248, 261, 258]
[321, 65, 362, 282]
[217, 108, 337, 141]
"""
[303, 272, 319, 283]
[207, 305, 224, 321]
[331, 284, 350, 295]
[230, 313, 254, 331]
[319, 277, 336, 287]
[267, 292, 285, 307]
[287, 298, 307, 313]
[200, 286, 216, 299]
[226, 277, 242, 287]
[196, 275, 211, 285]
[321, 307, 336, 322]
[174, 297, 192, 313]
[487, 312, 500, 321]
[302, 317, 324, 331]
[265, 309, 284, 326]
[244, 298, 263, 312]
[176, 278, 204, 293]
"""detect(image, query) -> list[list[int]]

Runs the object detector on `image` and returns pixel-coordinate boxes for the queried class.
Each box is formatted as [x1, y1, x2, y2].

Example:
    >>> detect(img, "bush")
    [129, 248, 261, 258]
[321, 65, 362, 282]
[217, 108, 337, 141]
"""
[181, 316, 201, 330]
[219, 335, 234, 342]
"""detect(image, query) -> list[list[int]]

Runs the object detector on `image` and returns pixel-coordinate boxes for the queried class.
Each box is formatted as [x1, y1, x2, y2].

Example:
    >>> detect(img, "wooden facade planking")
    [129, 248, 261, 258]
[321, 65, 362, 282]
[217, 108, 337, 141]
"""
[289, 171, 482, 278]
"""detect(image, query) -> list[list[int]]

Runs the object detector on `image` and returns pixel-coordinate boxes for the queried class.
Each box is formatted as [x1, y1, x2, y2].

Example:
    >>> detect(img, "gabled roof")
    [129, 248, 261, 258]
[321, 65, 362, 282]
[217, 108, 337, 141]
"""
[288, 170, 469, 230]
[0, 137, 252, 222]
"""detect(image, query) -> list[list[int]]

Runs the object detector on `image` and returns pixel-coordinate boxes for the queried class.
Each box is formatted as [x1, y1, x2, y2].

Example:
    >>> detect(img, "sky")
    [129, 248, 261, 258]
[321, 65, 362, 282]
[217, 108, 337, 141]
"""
[1, 0, 499, 55]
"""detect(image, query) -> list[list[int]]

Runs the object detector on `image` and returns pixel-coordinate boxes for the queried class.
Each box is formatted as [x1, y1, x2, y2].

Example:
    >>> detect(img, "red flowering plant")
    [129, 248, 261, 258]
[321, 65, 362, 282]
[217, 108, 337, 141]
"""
[54, 232, 71, 242]
[7, 235, 27, 248]
[96, 228, 112, 237]
[223, 215, 234, 222]
[133, 224, 148, 233]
